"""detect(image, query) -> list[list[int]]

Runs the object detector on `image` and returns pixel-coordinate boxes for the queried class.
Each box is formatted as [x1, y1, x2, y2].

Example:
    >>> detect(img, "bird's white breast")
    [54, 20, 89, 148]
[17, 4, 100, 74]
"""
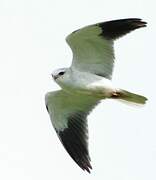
[56, 68, 115, 97]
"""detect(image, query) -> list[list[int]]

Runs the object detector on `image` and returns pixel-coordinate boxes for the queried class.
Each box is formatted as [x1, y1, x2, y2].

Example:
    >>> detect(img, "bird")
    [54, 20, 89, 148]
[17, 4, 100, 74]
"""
[45, 18, 147, 173]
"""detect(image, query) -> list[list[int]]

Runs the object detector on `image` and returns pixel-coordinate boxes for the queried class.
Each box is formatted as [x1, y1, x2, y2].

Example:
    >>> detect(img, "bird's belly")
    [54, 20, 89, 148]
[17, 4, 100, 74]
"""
[61, 77, 115, 98]
[86, 79, 115, 97]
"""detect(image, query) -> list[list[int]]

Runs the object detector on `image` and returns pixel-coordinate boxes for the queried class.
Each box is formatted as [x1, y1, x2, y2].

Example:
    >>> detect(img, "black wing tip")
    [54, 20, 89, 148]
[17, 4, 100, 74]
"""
[98, 18, 147, 28]
[57, 111, 93, 173]
[82, 165, 92, 174]
[84, 163, 92, 174]
[78, 158, 92, 173]
[124, 18, 147, 28]
[98, 18, 147, 40]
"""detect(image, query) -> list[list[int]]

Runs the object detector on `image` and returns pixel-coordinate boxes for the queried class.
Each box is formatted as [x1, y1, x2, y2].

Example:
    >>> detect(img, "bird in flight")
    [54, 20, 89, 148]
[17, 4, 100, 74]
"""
[45, 18, 147, 173]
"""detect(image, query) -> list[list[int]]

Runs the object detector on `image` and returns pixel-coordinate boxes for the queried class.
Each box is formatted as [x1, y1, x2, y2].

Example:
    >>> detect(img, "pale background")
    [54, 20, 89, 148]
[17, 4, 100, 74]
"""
[0, 0, 155, 179]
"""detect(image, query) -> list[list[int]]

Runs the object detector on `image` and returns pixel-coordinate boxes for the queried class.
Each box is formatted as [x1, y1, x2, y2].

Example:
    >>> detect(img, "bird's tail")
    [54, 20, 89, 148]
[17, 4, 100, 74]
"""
[111, 89, 147, 105]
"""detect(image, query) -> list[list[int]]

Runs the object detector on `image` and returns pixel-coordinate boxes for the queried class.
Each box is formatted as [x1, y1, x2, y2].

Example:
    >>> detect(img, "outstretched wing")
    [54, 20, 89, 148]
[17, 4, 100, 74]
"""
[66, 18, 147, 79]
[45, 90, 99, 173]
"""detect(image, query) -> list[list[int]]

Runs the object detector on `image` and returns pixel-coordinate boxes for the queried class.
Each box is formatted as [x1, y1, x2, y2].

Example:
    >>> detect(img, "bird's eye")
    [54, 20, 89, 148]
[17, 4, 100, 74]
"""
[58, 71, 65, 76]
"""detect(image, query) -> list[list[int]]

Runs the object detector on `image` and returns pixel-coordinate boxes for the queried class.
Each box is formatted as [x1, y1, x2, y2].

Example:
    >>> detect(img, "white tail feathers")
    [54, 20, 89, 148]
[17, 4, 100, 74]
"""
[112, 89, 148, 105]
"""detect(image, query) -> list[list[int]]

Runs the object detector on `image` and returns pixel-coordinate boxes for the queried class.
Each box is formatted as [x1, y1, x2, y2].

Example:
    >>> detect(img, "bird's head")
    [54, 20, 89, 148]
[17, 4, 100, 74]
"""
[51, 68, 68, 82]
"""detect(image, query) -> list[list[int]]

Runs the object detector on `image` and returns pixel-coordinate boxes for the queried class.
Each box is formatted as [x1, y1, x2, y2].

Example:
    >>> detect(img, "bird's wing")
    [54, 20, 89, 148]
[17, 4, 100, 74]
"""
[66, 18, 147, 79]
[45, 90, 100, 173]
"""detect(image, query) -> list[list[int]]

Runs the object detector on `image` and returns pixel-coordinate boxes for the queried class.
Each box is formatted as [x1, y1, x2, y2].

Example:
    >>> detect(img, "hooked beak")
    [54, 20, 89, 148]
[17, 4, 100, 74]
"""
[51, 74, 58, 80]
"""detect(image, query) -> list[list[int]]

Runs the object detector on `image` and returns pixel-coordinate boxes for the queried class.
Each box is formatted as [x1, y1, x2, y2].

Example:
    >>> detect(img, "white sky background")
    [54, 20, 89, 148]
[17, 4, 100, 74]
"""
[0, 0, 155, 179]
